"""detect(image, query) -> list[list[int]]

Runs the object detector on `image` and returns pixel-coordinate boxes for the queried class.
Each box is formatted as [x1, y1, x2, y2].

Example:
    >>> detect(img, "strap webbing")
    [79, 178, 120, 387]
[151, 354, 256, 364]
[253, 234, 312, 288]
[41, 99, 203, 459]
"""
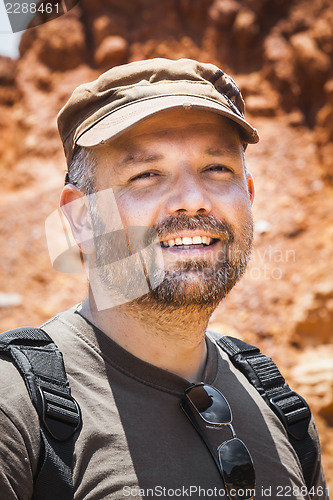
[0, 327, 81, 500]
[210, 332, 318, 490]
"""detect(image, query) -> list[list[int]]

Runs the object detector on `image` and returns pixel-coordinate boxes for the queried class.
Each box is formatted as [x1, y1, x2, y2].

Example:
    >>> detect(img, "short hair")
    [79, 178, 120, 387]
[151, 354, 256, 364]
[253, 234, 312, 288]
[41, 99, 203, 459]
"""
[68, 147, 96, 194]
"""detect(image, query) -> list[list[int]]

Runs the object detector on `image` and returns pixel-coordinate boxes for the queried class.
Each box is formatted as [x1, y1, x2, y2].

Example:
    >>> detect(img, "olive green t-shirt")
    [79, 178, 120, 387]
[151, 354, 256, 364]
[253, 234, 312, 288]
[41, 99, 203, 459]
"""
[0, 306, 328, 499]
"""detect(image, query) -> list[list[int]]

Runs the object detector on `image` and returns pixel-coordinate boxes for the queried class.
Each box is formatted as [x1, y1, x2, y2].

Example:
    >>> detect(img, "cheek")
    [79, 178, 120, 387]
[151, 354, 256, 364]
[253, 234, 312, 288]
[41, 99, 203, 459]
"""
[114, 191, 162, 228]
[213, 183, 252, 223]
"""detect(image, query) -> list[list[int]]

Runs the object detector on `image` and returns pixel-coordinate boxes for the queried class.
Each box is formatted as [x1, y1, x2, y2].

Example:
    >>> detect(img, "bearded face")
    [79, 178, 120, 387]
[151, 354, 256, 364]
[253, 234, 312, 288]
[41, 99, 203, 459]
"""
[79, 109, 255, 312]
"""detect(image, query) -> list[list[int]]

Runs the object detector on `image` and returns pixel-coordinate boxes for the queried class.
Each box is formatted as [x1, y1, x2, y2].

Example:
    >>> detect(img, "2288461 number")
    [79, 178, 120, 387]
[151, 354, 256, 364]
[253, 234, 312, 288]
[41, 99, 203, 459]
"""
[5, 3, 59, 14]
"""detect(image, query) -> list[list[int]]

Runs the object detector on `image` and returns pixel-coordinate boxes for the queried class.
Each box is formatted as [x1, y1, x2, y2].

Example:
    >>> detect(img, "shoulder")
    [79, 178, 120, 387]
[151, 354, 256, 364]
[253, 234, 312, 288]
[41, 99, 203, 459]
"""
[0, 308, 84, 491]
[40, 305, 102, 372]
[0, 351, 40, 495]
[0, 308, 84, 452]
[206, 330, 327, 493]
[0, 352, 39, 431]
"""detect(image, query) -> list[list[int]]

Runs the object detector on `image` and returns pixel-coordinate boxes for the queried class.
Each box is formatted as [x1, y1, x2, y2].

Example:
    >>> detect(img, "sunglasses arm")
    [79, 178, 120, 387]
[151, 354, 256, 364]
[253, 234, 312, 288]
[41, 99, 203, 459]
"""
[179, 398, 222, 477]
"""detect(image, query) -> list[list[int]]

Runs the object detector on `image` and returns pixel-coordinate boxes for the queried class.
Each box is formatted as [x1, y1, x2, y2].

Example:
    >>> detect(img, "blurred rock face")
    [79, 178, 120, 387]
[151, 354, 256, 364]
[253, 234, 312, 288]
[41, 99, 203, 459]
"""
[0, 0, 332, 484]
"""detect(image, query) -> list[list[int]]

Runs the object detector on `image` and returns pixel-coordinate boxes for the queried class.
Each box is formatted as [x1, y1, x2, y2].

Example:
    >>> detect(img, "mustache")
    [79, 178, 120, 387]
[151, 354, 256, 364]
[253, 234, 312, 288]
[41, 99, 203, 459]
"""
[152, 214, 234, 242]
[90, 213, 235, 255]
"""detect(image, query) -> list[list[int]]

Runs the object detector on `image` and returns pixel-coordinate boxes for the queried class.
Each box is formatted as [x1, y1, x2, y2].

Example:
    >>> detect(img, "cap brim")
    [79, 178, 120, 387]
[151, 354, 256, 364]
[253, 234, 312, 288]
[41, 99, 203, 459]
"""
[76, 94, 259, 148]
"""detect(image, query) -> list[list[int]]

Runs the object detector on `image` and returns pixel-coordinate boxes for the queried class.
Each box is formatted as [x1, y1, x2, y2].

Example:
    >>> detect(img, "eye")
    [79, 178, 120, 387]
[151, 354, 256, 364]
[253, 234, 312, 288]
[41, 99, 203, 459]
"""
[205, 164, 233, 173]
[130, 171, 159, 182]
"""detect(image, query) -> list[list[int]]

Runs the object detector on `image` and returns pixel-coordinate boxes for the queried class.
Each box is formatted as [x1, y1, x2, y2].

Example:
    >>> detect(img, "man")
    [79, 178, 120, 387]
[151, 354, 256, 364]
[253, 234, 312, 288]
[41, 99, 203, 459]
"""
[0, 58, 328, 499]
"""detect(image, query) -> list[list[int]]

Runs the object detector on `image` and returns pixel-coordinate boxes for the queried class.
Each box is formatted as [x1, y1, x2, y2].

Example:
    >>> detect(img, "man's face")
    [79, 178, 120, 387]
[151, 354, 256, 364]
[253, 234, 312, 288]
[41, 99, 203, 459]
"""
[89, 108, 254, 308]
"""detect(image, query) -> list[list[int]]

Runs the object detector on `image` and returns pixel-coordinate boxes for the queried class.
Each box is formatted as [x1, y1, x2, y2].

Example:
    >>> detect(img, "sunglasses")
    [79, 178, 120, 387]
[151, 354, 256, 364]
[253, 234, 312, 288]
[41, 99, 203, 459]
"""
[180, 383, 256, 500]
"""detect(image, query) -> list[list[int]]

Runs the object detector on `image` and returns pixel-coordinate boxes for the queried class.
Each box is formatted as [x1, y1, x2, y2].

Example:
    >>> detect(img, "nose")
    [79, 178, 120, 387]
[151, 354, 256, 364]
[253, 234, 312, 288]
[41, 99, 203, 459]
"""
[165, 167, 212, 215]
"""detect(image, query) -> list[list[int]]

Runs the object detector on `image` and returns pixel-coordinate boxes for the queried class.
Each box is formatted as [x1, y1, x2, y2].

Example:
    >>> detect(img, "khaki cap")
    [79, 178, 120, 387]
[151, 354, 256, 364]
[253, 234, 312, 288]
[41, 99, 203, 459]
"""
[57, 58, 259, 167]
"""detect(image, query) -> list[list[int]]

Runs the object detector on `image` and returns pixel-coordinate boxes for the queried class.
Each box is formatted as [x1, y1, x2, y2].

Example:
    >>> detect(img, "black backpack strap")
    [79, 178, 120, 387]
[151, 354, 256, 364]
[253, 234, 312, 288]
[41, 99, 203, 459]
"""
[209, 331, 318, 490]
[0, 327, 81, 500]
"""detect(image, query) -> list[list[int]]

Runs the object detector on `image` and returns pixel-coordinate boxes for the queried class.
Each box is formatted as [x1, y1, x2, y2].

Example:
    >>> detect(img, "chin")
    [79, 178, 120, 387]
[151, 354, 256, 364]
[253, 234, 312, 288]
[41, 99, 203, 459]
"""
[144, 266, 244, 307]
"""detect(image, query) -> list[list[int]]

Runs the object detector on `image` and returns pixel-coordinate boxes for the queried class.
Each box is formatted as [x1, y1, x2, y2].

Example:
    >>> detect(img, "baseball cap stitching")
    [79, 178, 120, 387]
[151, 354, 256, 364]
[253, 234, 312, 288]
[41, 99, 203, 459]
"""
[74, 92, 246, 142]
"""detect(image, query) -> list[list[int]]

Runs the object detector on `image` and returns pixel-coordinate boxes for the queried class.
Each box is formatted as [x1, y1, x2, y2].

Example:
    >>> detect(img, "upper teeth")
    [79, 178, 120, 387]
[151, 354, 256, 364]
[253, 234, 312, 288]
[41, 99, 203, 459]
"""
[161, 236, 213, 247]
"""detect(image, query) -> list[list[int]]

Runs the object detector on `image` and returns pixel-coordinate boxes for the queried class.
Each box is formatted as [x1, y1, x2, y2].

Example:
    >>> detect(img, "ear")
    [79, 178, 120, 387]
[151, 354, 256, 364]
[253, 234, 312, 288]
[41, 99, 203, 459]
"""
[60, 184, 95, 255]
[246, 171, 255, 205]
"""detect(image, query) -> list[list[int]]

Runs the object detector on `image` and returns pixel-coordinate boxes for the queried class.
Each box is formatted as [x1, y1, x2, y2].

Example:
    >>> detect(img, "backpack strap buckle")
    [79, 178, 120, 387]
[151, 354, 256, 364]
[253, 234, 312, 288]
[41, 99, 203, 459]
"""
[39, 386, 81, 441]
[270, 390, 311, 440]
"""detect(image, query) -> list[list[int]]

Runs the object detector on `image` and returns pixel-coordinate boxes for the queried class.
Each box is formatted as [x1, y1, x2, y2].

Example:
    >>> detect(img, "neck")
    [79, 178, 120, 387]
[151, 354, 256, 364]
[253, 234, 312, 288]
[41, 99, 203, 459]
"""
[79, 289, 215, 382]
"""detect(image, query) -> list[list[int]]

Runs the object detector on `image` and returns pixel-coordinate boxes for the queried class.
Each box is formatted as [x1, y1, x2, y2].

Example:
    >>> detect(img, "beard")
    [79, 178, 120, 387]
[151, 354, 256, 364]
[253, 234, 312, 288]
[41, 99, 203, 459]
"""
[140, 213, 253, 308]
[87, 208, 253, 311]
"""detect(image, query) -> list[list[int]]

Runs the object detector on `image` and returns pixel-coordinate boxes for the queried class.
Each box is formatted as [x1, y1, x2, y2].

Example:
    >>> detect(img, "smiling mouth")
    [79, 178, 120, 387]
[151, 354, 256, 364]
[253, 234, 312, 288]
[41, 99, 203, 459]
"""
[160, 236, 219, 249]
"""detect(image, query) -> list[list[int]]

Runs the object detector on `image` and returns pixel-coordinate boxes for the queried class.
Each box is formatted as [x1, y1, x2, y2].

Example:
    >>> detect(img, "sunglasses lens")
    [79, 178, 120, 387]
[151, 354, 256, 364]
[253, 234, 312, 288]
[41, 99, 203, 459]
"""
[218, 438, 255, 500]
[187, 385, 231, 424]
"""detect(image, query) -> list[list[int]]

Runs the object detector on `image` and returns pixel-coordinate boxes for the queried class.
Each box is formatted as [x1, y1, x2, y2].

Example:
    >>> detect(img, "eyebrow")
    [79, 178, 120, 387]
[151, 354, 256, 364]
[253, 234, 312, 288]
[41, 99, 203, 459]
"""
[205, 145, 240, 157]
[122, 147, 238, 162]
[121, 152, 164, 166]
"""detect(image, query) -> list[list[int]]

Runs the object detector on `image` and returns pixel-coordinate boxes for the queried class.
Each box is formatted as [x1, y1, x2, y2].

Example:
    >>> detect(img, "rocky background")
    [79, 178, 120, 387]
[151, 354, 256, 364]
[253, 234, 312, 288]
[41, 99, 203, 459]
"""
[0, 0, 332, 487]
